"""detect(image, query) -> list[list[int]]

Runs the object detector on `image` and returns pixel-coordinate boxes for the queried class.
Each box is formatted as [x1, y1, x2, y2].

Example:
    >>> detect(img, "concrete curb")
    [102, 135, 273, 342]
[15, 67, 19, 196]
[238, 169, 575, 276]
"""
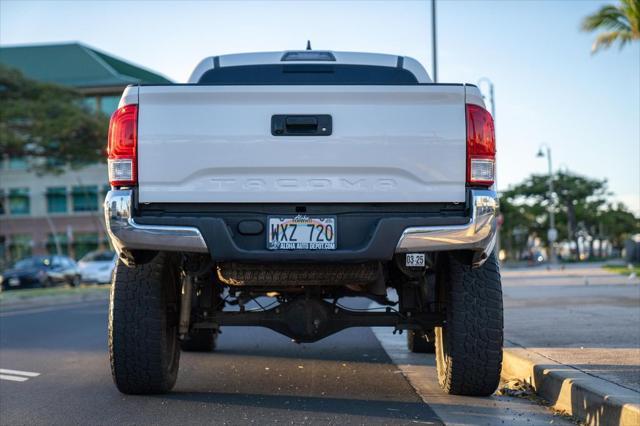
[502, 347, 640, 426]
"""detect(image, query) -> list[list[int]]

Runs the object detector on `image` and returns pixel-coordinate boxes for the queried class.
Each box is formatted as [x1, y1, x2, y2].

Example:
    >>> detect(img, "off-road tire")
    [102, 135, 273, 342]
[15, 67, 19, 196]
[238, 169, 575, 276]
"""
[181, 329, 218, 352]
[109, 253, 181, 394]
[435, 252, 503, 396]
[407, 329, 436, 353]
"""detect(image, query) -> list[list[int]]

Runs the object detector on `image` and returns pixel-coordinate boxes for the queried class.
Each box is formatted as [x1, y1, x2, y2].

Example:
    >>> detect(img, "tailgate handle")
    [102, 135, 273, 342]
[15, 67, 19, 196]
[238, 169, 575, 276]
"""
[286, 116, 317, 130]
[272, 115, 332, 136]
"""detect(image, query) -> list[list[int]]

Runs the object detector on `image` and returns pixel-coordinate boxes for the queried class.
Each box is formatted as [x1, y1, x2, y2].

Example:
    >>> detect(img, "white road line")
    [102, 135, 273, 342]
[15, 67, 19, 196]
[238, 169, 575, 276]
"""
[369, 301, 572, 425]
[0, 368, 41, 377]
[0, 374, 30, 382]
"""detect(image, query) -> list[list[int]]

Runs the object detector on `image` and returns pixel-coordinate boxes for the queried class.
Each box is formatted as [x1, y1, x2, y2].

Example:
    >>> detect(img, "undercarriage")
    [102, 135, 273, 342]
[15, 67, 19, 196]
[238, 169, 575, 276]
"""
[192, 299, 443, 343]
[176, 251, 444, 343]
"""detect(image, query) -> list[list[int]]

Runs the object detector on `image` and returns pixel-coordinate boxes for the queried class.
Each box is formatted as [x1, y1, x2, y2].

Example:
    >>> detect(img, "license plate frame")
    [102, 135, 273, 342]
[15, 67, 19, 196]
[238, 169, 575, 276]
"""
[267, 215, 336, 250]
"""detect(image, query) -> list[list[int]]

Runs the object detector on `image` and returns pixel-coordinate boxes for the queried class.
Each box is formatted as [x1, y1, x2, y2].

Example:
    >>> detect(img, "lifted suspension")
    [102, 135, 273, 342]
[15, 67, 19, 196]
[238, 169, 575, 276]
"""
[191, 297, 444, 343]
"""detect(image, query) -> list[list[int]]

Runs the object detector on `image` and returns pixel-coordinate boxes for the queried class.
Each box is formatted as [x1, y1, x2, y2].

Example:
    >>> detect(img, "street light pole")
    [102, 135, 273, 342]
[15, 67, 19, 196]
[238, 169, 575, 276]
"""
[537, 144, 557, 265]
[431, 0, 438, 83]
[478, 78, 495, 120]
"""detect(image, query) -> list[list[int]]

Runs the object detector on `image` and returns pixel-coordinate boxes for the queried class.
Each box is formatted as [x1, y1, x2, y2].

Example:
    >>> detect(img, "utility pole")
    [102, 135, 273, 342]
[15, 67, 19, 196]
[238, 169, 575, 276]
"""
[431, 0, 438, 83]
[44, 214, 62, 256]
[537, 145, 557, 265]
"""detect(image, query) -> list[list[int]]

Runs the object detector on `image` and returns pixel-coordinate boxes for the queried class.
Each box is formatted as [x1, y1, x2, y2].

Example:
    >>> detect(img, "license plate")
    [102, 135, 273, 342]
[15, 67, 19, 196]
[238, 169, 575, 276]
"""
[268, 216, 336, 250]
[8, 277, 20, 287]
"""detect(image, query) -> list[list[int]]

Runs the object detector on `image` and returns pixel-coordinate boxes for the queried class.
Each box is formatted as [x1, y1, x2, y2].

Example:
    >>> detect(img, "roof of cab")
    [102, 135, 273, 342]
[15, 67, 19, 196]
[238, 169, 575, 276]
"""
[188, 51, 431, 84]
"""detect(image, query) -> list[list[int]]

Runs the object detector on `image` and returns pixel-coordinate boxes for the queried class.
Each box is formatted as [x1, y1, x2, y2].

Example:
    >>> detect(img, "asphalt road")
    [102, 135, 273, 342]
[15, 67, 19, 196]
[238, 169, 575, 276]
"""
[0, 297, 569, 425]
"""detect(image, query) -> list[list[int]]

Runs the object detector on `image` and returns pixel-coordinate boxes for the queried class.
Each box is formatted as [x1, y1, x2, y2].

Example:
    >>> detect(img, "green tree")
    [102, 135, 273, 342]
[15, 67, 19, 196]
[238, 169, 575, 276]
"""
[502, 171, 639, 260]
[503, 171, 610, 260]
[0, 65, 108, 174]
[581, 0, 640, 53]
[499, 192, 546, 260]
[597, 203, 640, 251]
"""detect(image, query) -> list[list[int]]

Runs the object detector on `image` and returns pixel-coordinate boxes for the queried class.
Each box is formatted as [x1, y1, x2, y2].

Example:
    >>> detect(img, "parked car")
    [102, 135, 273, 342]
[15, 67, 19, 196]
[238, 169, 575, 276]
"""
[0, 255, 81, 290]
[78, 250, 117, 284]
[521, 250, 546, 265]
[105, 49, 501, 397]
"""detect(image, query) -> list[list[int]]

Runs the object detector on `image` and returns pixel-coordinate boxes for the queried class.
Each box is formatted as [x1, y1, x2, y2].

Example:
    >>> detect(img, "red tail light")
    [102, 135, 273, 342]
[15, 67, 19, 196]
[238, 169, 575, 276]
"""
[466, 104, 495, 186]
[107, 104, 138, 186]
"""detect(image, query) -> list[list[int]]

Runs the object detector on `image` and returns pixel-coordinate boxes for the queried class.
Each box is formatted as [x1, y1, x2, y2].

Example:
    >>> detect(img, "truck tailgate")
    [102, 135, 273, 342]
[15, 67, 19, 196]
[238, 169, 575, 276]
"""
[136, 85, 467, 203]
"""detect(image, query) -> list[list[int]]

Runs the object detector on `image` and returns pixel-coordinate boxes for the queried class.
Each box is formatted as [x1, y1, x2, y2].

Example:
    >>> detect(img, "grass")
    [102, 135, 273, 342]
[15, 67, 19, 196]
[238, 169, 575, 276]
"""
[603, 263, 640, 276]
[0, 283, 110, 304]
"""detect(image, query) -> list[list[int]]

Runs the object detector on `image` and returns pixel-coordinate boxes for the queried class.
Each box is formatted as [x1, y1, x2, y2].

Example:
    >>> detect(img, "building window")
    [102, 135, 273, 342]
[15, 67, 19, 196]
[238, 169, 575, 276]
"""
[74, 232, 99, 259]
[100, 184, 110, 205]
[9, 188, 30, 215]
[82, 97, 98, 113]
[46, 157, 66, 169]
[46, 233, 69, 256]
[99, 96, 120, 116]
[101, 232, 111, 251]
[8, 157, 28, 170]
[72, 185, 98, 212]
[0, 235, 6, 271]
[9, 234, 32, 261]
[46, 187, 68, 213]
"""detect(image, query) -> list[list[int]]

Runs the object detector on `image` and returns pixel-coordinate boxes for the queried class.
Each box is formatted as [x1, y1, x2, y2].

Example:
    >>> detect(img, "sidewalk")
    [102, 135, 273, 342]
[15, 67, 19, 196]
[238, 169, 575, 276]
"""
[501, 264, 640, 425]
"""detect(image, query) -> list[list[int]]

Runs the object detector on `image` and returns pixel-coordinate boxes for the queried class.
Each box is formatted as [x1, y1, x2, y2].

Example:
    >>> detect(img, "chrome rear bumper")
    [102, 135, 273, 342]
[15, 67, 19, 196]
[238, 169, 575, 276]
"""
[395, 189, 498, 265]
[104, 190, 208, 256]
[105, 189, 497, 266]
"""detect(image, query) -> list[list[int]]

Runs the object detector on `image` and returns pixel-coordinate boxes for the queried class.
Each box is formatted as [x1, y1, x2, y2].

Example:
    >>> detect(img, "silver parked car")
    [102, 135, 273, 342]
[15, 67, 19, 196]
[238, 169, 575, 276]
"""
[77, 250, 116, 284]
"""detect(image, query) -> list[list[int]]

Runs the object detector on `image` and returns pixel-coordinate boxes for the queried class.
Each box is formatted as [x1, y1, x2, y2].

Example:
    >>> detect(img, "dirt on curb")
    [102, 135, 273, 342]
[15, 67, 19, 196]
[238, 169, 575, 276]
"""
[499, 379, 584, 425]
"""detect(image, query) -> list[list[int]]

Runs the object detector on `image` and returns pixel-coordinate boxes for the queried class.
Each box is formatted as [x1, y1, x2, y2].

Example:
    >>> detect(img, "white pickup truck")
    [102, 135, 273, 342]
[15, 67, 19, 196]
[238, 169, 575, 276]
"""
[104, 50, 501, 397]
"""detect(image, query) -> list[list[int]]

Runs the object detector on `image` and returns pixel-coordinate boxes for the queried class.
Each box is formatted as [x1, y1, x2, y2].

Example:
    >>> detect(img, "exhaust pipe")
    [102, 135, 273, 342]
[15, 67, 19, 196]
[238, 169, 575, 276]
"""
[179, 275, 193, 338]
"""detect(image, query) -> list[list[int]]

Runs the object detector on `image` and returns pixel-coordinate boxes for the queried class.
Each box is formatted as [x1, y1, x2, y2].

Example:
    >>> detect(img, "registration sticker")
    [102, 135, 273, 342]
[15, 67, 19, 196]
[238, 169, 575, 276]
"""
[406, 253, 426, 267]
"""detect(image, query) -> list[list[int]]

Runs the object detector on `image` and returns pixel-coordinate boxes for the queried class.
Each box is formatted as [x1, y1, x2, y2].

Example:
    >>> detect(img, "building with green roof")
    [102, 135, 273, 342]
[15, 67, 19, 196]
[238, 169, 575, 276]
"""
[0, 42, 171, 86]
[0, 42, 171, 116]
[0, 42, 171, 265]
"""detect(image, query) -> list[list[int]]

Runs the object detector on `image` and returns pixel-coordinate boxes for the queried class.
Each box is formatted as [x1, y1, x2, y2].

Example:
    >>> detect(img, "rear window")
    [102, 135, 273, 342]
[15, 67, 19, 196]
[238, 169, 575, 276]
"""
[14, 256, 51, 269]
[81, 251, 116, 262]
[198, 64, 418, 85]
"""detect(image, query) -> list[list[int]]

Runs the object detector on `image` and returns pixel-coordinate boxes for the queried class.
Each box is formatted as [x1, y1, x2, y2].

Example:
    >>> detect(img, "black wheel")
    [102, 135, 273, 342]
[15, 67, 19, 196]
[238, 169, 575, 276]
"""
[181, 329, 218, 352]
[435, 252, 503, 396]
[70, 275, 81, 287]
[109, 253, 181, 394]
[407, 329, 435, 353]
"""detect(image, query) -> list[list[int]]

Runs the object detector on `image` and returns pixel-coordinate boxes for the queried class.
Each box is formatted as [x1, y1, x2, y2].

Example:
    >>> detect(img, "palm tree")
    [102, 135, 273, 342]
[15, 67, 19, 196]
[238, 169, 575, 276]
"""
[581, 0, 640, 53]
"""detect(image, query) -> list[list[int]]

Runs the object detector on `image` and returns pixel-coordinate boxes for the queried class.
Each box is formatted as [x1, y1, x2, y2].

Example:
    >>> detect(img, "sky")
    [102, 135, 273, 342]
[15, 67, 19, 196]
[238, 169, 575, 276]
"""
[1, 0, 639, 213]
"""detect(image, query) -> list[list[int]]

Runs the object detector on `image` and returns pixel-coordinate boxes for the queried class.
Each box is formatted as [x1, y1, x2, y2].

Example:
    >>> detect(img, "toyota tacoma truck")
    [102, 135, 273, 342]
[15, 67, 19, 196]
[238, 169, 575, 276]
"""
[105, 50, 502, 396]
